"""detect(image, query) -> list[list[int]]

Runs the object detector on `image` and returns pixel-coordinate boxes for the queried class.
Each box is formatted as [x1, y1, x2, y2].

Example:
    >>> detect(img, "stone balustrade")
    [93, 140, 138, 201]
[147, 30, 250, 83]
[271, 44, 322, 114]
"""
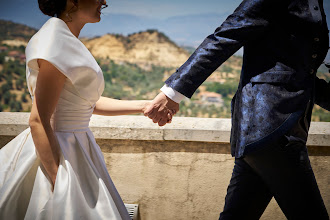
[0, 112, 329, 220]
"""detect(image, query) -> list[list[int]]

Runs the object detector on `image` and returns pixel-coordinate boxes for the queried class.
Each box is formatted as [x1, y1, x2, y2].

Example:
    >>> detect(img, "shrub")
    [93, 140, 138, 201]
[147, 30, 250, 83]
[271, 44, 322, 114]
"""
[21, 93, 27, 102]
[3, 91, 11, 104]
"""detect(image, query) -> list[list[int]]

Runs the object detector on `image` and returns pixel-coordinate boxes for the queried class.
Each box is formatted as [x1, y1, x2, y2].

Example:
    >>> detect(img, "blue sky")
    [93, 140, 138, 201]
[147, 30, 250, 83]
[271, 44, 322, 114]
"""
[0, 0, 329, 50]
[0, 0, 241, 29]
[0, 0, 241, 21]
[104, 0, 240, 19]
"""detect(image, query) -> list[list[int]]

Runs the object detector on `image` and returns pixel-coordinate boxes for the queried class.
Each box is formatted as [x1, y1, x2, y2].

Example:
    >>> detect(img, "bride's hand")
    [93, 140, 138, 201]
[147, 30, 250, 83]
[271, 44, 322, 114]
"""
[167, 109, 174, 123]
[48, 166, 59, 192]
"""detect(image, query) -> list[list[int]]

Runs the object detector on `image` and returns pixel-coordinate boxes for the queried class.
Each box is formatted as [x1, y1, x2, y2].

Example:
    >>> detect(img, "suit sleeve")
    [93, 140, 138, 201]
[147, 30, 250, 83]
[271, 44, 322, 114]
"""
[165, 0, 283, 98]
[315, 77, 330, 111]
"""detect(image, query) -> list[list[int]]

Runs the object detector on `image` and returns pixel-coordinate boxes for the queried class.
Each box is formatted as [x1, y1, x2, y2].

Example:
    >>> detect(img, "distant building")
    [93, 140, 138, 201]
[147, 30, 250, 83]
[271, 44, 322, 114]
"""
[4, 56, 14, 62]
[199, 91, 224, 106]
[5, 50, 24, 62]
[0, 46, 8, 52]
[8, 50, 21, 58]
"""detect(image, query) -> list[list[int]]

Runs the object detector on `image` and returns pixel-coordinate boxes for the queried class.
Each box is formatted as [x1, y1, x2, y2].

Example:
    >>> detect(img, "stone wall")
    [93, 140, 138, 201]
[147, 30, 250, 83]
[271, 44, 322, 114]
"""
[1, 112, 329, 220]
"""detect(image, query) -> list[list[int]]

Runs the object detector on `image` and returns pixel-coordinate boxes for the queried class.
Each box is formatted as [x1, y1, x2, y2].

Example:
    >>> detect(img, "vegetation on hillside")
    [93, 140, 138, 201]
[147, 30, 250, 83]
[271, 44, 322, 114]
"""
[99, 59, 170, 100]
[0, 45, 31, 112]
[0, 20, 36, 41]
[1, 44, 329, 121]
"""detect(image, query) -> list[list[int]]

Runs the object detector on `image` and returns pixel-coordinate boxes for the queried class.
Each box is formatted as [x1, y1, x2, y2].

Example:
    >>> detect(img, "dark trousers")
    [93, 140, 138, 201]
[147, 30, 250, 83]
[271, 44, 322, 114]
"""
[219, 137, 329, 220]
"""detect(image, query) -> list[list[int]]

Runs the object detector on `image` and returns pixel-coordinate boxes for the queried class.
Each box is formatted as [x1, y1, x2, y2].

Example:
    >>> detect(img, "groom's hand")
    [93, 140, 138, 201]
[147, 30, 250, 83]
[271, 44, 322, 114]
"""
[144, 92, 179, 126]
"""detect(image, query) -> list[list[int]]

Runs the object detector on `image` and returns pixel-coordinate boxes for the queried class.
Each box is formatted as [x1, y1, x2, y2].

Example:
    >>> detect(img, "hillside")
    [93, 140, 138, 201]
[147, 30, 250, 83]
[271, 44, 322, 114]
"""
[82, 30, 190, 68]
[0, 20, 37, 42]
[0, 19, 190, 68]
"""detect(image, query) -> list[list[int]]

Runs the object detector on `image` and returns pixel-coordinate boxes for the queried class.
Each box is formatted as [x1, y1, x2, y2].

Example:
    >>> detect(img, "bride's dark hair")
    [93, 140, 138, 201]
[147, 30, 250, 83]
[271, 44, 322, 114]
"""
[38, 0, 67, 17]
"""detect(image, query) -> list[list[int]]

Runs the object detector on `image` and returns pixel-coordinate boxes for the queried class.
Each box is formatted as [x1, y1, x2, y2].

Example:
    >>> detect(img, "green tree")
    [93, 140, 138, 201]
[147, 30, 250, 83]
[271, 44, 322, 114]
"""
[3, 91, 11, 104]
[9, 100, 22, 112]
[9, 100, 16, 110]
[0, 53, 5, 64]
[19, 45, 25, 53]
[5, 73, 13, 88]
[222, 65, 233, 73]
[16, 101, 23, 112]
[0, 83, 10, 95]
[21, 93, 28, 102]
[11, 93, 17, 101]
[16, 78, 25, 90]
[206, 82, 238, 97]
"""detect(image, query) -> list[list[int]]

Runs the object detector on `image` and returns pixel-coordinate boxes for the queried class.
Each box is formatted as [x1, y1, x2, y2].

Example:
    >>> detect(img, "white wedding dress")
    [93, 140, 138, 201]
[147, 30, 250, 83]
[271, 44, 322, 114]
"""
[0, 17, 131, 220]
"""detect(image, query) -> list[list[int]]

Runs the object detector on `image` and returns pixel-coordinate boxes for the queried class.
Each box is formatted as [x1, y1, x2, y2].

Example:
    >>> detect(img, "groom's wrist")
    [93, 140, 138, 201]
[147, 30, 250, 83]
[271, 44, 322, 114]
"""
[160, 84, 185, 103]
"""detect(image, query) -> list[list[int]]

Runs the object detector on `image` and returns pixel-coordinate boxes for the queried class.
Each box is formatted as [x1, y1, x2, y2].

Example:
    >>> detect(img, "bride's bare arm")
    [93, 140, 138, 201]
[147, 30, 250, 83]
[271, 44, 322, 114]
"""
[29, 59, 66, 189]
[93, 96, 151, 116]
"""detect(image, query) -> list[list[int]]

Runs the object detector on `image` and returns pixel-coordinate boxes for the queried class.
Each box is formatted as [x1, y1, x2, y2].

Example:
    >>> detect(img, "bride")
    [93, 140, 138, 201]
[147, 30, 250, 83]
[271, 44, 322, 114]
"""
[0, 0, 172, 219]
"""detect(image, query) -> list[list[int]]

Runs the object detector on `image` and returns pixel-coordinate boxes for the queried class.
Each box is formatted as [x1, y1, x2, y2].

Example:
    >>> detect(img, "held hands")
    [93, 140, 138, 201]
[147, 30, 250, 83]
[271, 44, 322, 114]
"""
[144, 92, 179, 126]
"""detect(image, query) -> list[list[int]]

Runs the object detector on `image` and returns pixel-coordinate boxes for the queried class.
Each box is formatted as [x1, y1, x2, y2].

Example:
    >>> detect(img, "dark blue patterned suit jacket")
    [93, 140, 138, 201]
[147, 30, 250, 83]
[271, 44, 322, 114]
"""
[165, 0, 330, 157]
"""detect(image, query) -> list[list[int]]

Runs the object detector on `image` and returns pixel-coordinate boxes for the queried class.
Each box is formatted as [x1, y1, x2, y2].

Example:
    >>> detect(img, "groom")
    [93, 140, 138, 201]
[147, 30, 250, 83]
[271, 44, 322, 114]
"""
[144, 0, 329, 219]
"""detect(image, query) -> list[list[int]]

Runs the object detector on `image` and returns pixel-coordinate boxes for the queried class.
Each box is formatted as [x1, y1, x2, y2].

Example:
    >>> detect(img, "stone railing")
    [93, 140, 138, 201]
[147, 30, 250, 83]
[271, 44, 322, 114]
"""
[1, 112, 329, 220]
